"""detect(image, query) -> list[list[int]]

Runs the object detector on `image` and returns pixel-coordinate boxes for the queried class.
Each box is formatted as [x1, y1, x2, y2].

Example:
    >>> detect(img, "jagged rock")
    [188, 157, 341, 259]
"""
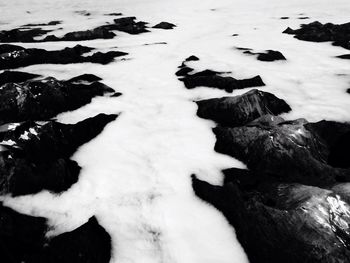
[283, 21, 350, 50]
[238, 48, 286, 61]
[196, 89, 291, 126]
[110, 17, 149, 34]
[0, 75, 114, 124]
[152, 22, 176, 29]
[0, 203, 111, 263]
[213, 115, 350, 186]
[180, 69, 265, 92]
[0, 70, 40, 86]
[0, 113, 117, 196]
[42, 28, 116, 42]
[0, 28, 52, 42]
[68, 74, 102, 83]
[192, 171, 350, 263]
[0, 44, 127, 70]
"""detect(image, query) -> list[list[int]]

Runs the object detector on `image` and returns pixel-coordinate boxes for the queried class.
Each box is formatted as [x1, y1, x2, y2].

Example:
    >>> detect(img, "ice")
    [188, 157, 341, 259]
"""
[1, 0, 350, 262]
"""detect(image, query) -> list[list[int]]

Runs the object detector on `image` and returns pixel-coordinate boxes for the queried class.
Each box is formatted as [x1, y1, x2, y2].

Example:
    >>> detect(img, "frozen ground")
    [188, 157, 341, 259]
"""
[1, 0, 350, 262]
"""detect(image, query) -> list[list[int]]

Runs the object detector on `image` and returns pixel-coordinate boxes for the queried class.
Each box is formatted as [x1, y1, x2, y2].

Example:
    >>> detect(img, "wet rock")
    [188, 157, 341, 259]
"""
[0, 76, 115, 124]
[238, 48, 286, 61]
[196, 89, 291, 126]
[283, 21, 350, 50]
[0, 44, 127, 70]
[180, 69, 265, 92]
[152, 22, 176, 29]
[192, 172, 350, 263]
[0, 203, 112, 263]
[0, 28, 52, 43]
[0, 113, 117, 196]
[0, 70, 40, 86]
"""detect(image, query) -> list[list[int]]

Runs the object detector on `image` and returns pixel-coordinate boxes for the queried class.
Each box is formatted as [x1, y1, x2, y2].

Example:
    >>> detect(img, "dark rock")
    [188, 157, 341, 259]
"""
[42, 216, 112, 263]
[105, 12, 123, 16]
[175, 67, 193, 76]
[42, 27, 116, 42]
[110, 92, 122, 97]
[0, 28, 52, 43]
[23, 21, 62, 27]
[111, 17, 149, 34]
[280, 17, 289, 19]
[238, 47, 286, 61]
[232, 34, 239, 36]
[192, 172, 350, 263]
[0, 44, 25, 53]
[257, 50, 286, 61]
[0, 203, 112, 263]
[0, 75, 114, 124]
[0, 70, 40, 86]
[0, 44, 127, 70]
[185, 55, 199, 61]
[68, 74, 102, 83]
[298, 17, 310, 20]
[152, 22, 176, 30]
[181, 69, 265, 92]
[0, 113, 117, 196]
[283, 21, 350, 50]
[337, 54, 350, 59]
[196, 89, 291, 126]
[214, 116, 350, 186]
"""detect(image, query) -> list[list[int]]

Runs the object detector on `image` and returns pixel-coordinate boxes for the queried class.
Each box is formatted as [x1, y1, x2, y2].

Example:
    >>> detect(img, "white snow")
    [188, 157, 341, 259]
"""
[1, 0, 350, 262]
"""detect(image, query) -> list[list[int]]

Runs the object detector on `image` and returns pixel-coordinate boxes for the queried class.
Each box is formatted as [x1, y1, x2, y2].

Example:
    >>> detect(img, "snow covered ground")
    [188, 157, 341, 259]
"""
[1, 0, 350, 262]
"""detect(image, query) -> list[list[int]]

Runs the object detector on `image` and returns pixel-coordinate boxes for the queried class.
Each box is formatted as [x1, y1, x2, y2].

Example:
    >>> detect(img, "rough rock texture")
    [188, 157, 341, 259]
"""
[0, 113, 117, 196]
[152, 22, 176, 29]
[0, 28, 52, 42]
[180, 69, 265, 92]
[42, 28, 116, 42]
[0, 75, 115, 124]
[196, 89, 291, 126]
[23, 21, 62, 27]
[0, 71, 40, 86]
[192, 171, 350, 263]
[283, 21, 350, 50]
[0, 44, 127, 70]
[110, 16, 149, 34]
[0, 203, 111, 263]
[239, 48, 287, 61]
[213, 115, 350, 186]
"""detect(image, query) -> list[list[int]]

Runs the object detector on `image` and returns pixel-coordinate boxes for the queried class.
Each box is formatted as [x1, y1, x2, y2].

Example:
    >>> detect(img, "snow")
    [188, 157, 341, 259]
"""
[1, 0, 350, 262]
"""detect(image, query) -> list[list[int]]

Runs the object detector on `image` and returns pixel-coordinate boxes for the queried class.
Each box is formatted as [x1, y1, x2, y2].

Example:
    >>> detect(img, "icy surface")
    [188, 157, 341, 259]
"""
[1, 0, 350, 262]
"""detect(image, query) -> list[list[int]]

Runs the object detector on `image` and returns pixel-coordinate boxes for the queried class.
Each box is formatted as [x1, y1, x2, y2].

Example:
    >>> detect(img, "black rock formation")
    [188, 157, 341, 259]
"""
[0, 203, 111, 263]
[153, 22, 176, 30]
[110, 17, 149, 34]
[0, 44, 127, 70]
[0, 113, 117, 196]
[283, 21, 350, 50]
[238, 48, 287, 61]
[42, 28, 116, 42]
[196, 89, 291, 126]
[0, 28, 53, 42]
[0, 75, 114, 124]
[0, 70, 40, 86]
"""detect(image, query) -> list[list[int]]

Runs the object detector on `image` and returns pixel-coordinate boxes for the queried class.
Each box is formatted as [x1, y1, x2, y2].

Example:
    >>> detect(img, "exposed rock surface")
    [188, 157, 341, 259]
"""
[42, 28, 116, 42]
[213, 115, 350, 186]
[283, 21, 350, 50]
[0, 203, 111, 263]
[0, 44, 127, 70]
[196, 89, 291, 126]
[0, 70, 40, 86]
[23, 21, 62, 27]
[152, 22, 176, 29]
[237, 47, 286, 61]
[177, 66, 265, 92]
[0, 113, 117, 196]
[0, 28, 53, 42]
[108, 16, 149, 34]
[0, 75, 115, 124]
